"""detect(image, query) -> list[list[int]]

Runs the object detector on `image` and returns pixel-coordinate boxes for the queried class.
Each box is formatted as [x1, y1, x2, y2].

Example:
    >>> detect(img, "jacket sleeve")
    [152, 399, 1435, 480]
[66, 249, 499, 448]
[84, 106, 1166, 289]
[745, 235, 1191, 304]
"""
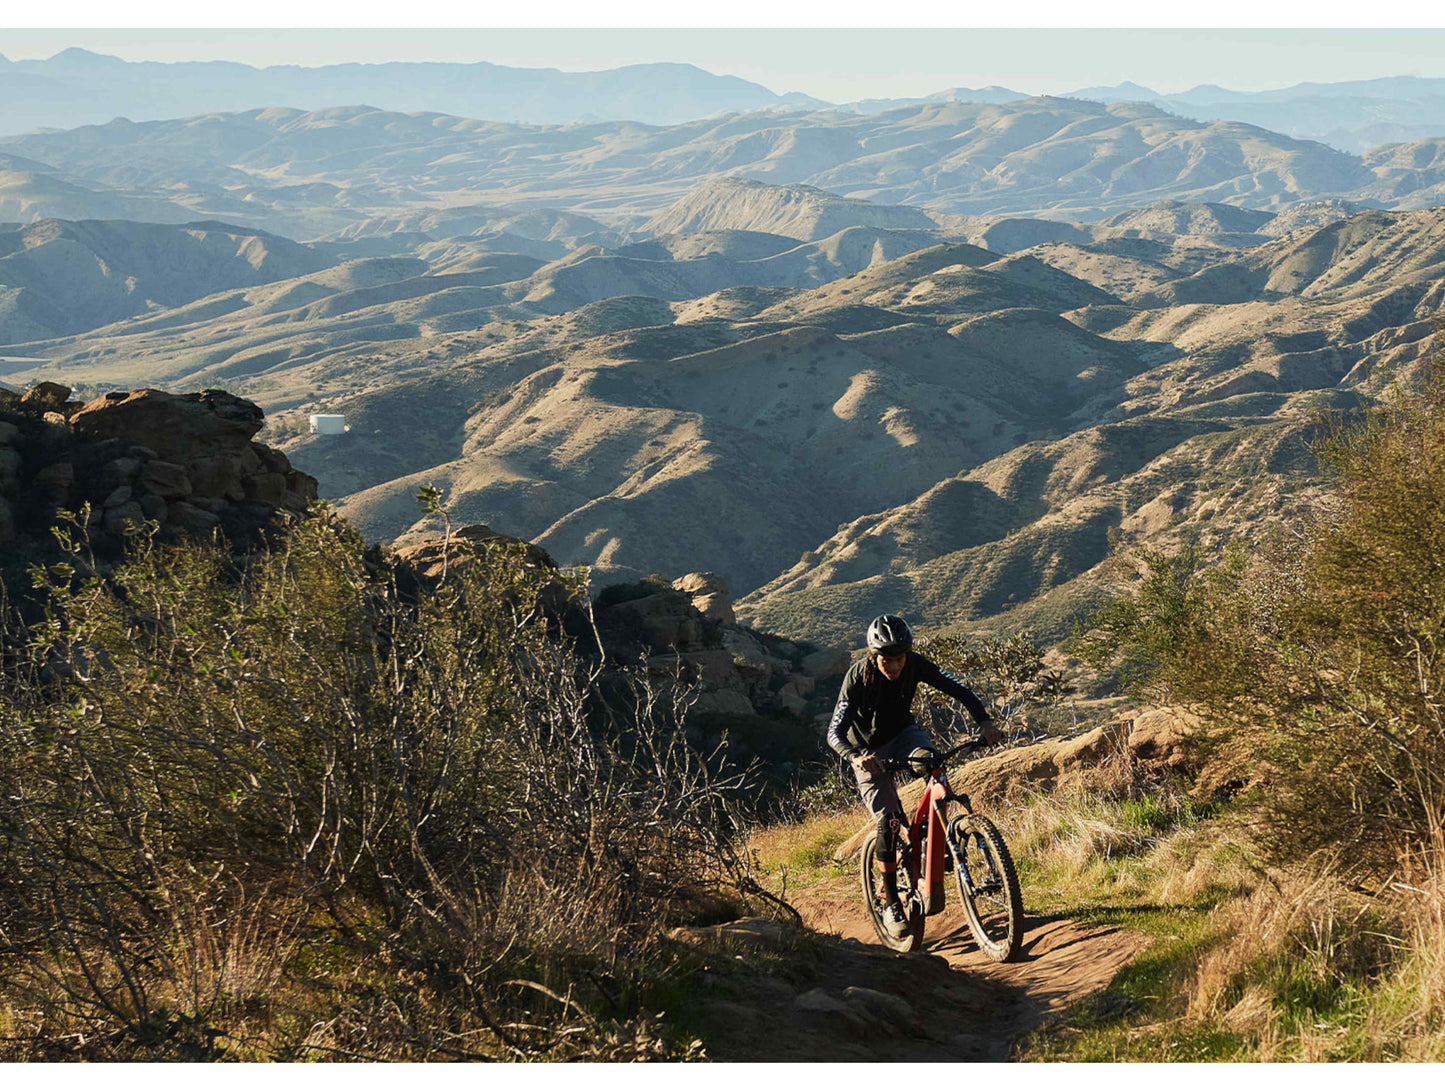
[827, 665, 862, 758]
[826, 695, 858, 758]
[916, 656, 990, 725]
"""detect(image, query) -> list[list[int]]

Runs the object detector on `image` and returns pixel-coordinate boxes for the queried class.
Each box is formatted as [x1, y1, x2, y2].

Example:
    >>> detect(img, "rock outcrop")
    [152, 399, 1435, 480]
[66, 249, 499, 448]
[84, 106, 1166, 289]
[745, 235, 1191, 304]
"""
[391, 523, 558, 582]
[1124, 705, 1201, 769]
[671, 571, 736, 625]
[587, 573, 852, 772]
[380, 533, 853, 777]
[0, 383, 318, 561]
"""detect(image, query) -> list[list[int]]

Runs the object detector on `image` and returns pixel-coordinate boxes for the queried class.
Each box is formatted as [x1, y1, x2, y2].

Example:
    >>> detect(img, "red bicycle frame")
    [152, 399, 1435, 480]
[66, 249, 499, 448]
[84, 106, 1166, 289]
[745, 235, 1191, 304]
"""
[901, 765, 972, 916]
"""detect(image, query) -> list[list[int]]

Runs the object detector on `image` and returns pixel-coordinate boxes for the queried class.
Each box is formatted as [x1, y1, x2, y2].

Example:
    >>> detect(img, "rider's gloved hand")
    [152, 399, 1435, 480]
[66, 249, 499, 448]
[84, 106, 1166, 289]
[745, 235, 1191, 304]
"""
[980, 720, 1006, 746]
[851, 752, 881, 773]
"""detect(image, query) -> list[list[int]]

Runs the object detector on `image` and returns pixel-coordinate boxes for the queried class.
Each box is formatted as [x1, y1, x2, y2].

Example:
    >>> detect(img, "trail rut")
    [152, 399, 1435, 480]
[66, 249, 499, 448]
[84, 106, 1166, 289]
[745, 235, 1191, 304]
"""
[680, 876, 1146, 1061]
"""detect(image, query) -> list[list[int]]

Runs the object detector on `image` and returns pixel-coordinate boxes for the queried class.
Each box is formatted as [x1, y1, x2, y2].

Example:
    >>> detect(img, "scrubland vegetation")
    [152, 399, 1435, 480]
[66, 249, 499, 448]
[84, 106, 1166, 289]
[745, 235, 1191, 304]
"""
[1037, 353, 1445, 1061]
[1041, 353, 1445, 1059]
[0, 512, 759, 1060]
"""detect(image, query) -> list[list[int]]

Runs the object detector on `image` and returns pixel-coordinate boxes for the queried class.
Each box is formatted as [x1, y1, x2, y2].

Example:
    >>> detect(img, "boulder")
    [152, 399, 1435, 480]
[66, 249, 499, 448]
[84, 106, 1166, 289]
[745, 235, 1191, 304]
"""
[286, 470, 319, 503]
[392, 523, 559, 582]
[694, 688, 755, 715]
[20, 382, 72, 409]
[167, 501, 222, 534]
[672, 571, 736, 625]
[605, 588, 705, 652]
[187, 453, 247, 501]
[1127, 706, 1201, 769]
[951, 724, 1127, 805]
[0, 420, 19, 444]
[243, 471, 289, 505]
[254, 444, 293, 474]
[103, 500, 145, 535]
[70, 389, 264, 461]
[33, 461, 74, 490]
[102, 485, 133, 509]
[139, 460, 192, 499]
[722, 627, 773, 682]
[137, 492, 167, 523]
[801, 646, 852, 678]
[675, 649, 750, 691]
[778, 681, 808, 717]
[101, 456, 142, 488]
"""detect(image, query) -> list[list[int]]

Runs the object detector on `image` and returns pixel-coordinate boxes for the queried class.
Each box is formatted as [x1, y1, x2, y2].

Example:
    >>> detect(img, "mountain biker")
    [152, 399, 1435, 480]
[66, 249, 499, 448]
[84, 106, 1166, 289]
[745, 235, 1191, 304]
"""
[828, 614, 1003, 939]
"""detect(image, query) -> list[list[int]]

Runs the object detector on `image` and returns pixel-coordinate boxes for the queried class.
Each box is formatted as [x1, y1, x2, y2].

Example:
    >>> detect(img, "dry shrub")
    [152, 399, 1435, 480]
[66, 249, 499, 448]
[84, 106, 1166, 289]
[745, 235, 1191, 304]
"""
[1146, 824, 1259, 906]
[1179, 839, 1445, 1060]
[1186, 865, 1360, 1022]
[1354, 835, 1445, 1059]
[0, 511, 752, 1060]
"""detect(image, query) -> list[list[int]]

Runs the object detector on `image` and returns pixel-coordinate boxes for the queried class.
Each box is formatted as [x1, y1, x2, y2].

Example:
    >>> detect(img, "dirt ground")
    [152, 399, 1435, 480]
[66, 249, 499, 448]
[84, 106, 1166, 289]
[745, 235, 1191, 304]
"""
[676, 873, 1147, 1061]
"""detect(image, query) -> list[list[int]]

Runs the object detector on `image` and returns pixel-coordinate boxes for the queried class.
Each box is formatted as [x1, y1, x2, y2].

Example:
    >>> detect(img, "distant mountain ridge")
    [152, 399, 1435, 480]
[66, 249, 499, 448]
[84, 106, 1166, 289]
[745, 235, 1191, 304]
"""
[1056, 76, 1445, 153]
[11, 98, 1445, 243]
[9, 48, 1445, 154]
[0, 48, 826, 137]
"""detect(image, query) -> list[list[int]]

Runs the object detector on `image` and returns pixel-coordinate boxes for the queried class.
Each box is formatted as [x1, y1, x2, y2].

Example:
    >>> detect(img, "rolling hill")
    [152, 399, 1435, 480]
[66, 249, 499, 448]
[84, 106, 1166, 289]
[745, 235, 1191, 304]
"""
[4, 156, 1442, 657]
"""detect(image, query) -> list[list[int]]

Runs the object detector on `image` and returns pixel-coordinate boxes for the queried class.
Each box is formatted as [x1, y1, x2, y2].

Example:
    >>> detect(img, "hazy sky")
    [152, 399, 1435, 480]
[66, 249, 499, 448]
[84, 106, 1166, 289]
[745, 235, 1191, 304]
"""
[5, 8, 1445, 101]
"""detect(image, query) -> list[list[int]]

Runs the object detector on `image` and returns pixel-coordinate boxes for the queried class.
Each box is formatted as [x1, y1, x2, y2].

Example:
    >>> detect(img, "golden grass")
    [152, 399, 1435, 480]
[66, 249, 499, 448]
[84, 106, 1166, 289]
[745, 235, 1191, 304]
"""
[747, 809, 862, 882]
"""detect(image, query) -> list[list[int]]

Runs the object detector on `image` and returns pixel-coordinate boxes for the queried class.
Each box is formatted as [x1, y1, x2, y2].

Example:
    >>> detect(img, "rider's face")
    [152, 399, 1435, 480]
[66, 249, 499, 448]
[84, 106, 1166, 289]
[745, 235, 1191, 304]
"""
[876, 651, 907, 681]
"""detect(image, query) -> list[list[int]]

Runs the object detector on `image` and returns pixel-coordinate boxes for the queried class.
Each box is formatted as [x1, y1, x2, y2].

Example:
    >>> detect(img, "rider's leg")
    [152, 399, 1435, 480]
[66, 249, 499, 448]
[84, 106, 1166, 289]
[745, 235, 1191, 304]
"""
[851, 755, 903, 895]
[853, 725, 940, 906]
[876, 812, 903, 904]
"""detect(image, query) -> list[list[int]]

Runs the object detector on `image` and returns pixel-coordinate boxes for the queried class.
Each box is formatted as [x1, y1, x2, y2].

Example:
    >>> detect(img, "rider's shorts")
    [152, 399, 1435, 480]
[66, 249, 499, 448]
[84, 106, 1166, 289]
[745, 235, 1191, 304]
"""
[851, 723, 937, 822]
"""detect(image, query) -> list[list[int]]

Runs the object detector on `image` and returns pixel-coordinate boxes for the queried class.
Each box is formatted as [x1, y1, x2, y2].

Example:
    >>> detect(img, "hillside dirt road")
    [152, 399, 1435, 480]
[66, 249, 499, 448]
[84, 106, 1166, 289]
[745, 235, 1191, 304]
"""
[681, 875, 1146, 1061]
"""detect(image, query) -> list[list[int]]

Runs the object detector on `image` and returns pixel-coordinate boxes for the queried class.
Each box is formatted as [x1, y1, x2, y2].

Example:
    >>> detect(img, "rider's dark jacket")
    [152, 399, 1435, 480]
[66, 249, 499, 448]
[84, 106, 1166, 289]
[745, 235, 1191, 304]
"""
[827, 653, 988, 758]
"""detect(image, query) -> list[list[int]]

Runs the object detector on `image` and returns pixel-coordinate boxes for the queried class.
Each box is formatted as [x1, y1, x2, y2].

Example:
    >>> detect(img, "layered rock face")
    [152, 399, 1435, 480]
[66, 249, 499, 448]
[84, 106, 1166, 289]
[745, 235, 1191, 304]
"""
[590, 570, 851, 771]
[0, 382, 318, 554]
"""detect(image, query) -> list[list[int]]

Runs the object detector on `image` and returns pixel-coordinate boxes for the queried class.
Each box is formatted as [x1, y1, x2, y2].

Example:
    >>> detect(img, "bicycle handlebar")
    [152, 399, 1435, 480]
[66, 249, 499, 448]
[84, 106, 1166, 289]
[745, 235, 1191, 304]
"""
[873, 737, 988, 775]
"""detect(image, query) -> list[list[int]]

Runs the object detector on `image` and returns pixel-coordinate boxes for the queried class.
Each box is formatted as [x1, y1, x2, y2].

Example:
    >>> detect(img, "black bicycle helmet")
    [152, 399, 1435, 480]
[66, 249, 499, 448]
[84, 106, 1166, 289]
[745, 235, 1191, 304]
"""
[866, 614, 913, 655]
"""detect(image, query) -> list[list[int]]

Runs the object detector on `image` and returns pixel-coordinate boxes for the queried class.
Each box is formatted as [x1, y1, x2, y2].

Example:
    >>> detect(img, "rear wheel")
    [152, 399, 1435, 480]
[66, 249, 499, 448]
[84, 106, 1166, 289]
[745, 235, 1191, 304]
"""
[860, 834, 923, 952]
[947, 814, 1023, 962]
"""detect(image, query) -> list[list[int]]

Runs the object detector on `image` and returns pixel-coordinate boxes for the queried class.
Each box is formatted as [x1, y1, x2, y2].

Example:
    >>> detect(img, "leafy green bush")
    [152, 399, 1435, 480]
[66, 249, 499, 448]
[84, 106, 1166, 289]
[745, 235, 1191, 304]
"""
[917, 629, 1076, 733]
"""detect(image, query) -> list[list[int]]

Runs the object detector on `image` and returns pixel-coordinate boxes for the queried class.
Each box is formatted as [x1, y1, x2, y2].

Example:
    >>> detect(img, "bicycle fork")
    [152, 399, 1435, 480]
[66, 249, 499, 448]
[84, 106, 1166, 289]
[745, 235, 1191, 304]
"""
[939, 793, 979, 907]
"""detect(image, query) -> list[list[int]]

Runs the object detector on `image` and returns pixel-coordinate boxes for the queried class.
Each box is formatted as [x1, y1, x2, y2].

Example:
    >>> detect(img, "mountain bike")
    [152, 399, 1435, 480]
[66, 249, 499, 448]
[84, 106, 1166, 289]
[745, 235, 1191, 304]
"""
[859, 739, 1024, 962]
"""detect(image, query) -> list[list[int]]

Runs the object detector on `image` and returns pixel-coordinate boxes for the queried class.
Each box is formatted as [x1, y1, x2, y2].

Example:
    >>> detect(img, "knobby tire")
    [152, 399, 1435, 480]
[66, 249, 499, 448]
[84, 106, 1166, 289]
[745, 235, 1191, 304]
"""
[948, 813, 1024, 963]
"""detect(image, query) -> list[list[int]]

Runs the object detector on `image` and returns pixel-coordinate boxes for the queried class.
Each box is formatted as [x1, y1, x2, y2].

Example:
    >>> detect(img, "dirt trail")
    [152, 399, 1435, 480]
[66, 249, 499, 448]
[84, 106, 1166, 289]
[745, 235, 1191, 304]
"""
[682, 877, 1146, 1061]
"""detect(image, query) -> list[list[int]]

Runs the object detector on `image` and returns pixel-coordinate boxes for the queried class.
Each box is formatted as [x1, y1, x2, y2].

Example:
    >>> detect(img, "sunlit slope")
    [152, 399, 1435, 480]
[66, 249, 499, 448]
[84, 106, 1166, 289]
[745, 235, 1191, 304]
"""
[286, 246, 1149, 592]
[735, 210, 1445, 643]
[0, 218, 336, 343]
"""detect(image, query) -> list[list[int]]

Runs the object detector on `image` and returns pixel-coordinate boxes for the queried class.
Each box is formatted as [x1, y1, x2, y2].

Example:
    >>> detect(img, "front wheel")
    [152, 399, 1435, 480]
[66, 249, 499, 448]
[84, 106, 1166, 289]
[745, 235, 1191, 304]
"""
[947, 814, 1023, 962]
[860, 835, 923, 952]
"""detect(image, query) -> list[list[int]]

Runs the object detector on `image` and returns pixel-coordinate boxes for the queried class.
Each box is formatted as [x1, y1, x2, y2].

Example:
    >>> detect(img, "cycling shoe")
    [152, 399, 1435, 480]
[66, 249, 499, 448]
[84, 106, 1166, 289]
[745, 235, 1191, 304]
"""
[882, 900, 910, 939]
